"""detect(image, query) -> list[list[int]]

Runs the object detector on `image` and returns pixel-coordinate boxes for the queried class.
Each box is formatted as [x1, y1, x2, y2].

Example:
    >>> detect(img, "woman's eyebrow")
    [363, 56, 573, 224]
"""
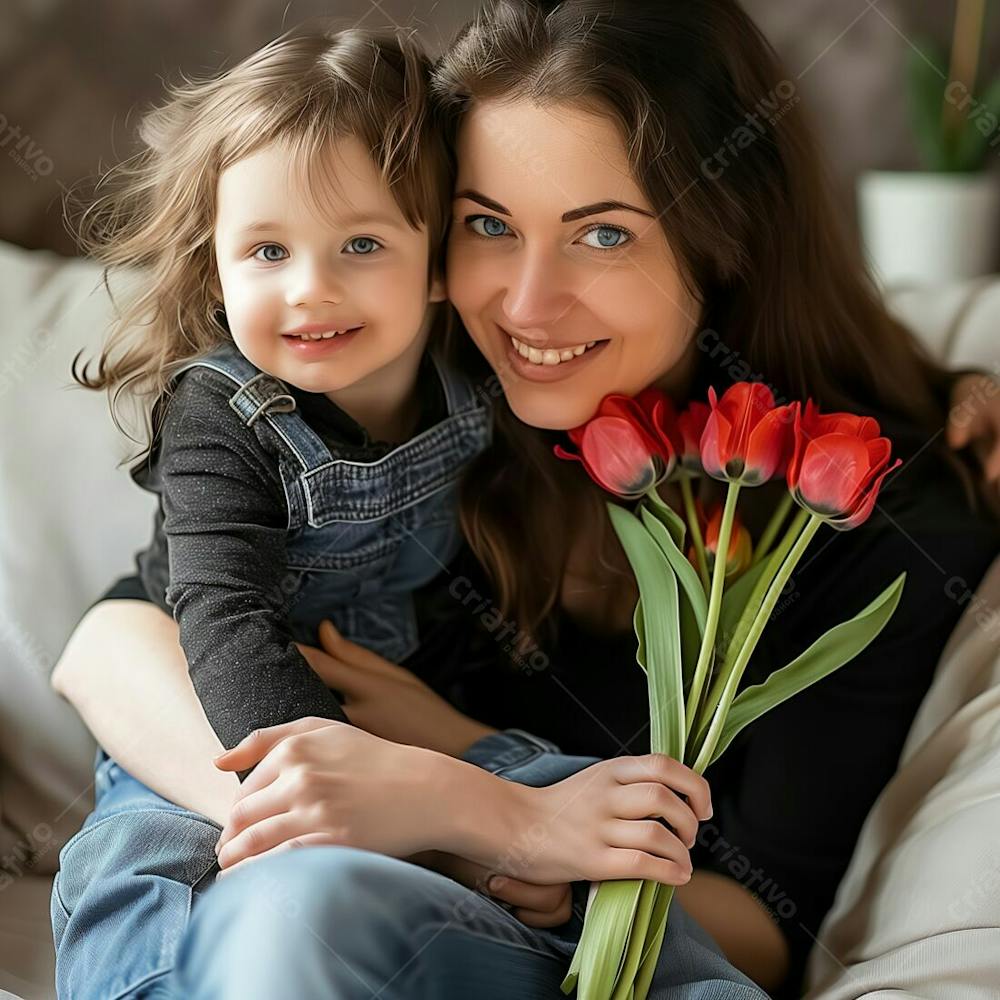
[454, 189, 655, 222]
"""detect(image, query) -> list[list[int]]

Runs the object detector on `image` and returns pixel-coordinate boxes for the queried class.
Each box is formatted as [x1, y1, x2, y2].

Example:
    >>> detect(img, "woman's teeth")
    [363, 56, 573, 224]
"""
[509, 335, 599, 366]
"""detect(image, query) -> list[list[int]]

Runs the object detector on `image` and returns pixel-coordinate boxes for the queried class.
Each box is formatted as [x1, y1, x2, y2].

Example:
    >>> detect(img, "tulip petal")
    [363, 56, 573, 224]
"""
[827, 457, 901, 530]
[798, 433, 870, 515]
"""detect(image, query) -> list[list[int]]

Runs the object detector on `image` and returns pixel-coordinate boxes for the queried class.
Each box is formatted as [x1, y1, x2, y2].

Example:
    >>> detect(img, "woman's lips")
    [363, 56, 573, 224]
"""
[501, 327, 609, 382]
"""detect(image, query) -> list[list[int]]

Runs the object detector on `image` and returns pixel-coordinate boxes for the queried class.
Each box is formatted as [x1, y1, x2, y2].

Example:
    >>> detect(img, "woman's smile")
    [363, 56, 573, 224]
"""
[502, 325, 611, 382]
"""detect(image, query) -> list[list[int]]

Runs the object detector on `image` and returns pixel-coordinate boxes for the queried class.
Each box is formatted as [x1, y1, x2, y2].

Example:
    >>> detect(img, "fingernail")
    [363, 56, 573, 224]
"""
[487, 875, 502, 893]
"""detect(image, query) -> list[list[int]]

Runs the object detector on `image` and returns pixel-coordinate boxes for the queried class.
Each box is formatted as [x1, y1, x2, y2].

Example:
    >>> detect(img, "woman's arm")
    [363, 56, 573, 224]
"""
[51, 599, 239, 826]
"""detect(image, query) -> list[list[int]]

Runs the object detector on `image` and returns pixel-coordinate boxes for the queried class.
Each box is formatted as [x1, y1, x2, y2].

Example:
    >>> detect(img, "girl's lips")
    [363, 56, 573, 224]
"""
[281, 328, 362, 356]
[503, 330, 609, 382]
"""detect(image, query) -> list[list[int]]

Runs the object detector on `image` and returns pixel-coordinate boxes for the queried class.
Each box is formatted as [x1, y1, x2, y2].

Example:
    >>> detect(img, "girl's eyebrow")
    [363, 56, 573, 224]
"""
[454, 188, 655, 222]
[235, 212, 405, 236]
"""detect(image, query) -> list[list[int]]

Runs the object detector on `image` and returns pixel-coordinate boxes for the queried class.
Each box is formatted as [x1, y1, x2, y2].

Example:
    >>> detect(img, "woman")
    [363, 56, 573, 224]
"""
[52, 1, 1000, 998]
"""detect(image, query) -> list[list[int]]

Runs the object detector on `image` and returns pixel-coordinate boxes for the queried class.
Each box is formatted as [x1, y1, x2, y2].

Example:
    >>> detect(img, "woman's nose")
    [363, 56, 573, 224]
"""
[501, 251, 573, 330]
[285, 257, 345, 309]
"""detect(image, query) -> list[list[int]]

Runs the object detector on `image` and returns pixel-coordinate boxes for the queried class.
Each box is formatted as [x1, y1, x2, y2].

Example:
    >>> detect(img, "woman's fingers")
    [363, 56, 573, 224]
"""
[318, 621, 406, 680]
[213, 717, 336, 774]
[510, 890, 574, 928]
[607, 819, 691, 871]
[614, 782, 699, 847]
[215, 775, 295, 854]
[610, 754, 712, 821]
[217, 811, 337, 870]
[294, 643, 362, 695]
[604, 845, 693, 886]
[215, 833, 341, 881]
[487, 874, 571, 916]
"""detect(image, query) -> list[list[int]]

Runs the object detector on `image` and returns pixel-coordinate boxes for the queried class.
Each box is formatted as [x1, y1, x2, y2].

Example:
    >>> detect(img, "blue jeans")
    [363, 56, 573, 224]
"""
[51, 735, 771, 999]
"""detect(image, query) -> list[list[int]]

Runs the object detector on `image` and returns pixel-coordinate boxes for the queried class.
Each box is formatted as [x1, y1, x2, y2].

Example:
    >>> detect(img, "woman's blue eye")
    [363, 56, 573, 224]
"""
[580, 226, 631, 249]
[468, 215, 510, 238]
[344, 237, 381, 255]
[254, 244, 288, 262]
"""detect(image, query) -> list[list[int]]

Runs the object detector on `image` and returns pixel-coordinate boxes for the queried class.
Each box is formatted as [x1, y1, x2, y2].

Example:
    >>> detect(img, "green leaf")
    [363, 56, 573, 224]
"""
[633, 885, 675, 1000]
[708, 573, 906, 766]
[634, 602, 648, 676]
[609, 503, 685, 758]
[640, 506, 707, 637]
[611, 880, 659, 1000]
[906, 40, 950, 170]
[717, 558, 772, 659]
[562, 879, 644, 999]
[953, 74, 1000, 171]
[642, 490, 687, 549]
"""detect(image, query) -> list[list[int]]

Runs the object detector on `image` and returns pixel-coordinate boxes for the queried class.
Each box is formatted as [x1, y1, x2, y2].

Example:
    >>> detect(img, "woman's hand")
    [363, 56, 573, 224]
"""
[410, 850, 574, 929]
[295, 620, 497, 757]
[948, 371, 1000, 488]
[509, 754, 713, 887]
[211, 717, 467, 875]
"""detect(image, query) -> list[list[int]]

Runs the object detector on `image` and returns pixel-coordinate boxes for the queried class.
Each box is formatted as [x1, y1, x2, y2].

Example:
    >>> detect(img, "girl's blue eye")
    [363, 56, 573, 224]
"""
[254, 244, 288, 262]
[468, 215, 510, 238]
[579, 225, 631, 249]
[344, 237, 381, 255]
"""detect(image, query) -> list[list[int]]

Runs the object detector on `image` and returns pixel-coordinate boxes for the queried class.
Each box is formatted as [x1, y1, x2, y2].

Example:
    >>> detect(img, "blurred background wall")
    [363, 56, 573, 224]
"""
[1, 0, 999, 257]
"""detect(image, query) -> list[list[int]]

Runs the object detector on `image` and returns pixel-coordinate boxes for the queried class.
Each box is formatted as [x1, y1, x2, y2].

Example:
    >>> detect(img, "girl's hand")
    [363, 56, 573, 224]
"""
[211, 718, 461, 875]
[295, 620, 497, 757]
[948, 372, 1000, 488]
[410, 850, 574, 929]
[520, 754, 713, 886]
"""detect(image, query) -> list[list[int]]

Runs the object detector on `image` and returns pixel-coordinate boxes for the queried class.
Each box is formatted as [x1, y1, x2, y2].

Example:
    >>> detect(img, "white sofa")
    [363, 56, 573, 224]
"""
[0, 240, 998, 999]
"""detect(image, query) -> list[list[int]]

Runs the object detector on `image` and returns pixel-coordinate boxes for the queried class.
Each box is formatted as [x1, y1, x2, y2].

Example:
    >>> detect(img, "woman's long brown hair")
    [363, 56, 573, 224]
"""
[432, 0, 978, 647]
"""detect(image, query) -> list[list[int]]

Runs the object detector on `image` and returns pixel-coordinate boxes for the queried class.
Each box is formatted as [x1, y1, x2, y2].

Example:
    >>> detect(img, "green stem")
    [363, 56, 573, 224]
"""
[693, 513, 824, 774]
[680, 475, 711, 592]
[752, 491, 793, 565]
[697, 506, 810, 736]
[683, 480, 740, 740]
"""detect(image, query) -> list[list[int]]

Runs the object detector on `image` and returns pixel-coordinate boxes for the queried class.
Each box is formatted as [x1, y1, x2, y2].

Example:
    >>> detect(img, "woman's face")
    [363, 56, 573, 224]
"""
[447, 98, 702, 430]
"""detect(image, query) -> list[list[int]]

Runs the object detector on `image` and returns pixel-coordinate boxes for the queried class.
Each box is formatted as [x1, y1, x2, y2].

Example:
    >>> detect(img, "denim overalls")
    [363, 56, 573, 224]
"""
[173, 341, 493, 663]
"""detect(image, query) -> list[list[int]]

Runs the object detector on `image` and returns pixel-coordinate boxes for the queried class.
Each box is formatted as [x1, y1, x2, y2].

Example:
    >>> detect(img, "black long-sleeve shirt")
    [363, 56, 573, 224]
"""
[130, 353, 445, 751]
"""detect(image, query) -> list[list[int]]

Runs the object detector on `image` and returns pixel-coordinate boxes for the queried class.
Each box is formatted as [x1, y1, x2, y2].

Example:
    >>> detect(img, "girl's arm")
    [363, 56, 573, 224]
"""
[51, 599, 239, 826]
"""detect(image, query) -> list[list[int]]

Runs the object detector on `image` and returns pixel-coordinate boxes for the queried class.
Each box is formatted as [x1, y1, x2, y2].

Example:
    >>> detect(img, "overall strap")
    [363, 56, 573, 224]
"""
[173, 343, 332, 472]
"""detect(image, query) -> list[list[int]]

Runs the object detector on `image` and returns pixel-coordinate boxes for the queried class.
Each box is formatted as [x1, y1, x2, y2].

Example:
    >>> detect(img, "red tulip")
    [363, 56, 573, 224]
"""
[700, 383, 795, 486]
[677, 401, 710, 473]
[787, 400, 901, 530]
[554, 391, 677, 498]
[688, 499, 753, 579]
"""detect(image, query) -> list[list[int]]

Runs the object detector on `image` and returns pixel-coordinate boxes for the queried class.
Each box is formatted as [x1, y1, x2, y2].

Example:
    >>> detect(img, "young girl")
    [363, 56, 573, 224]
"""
[74, 24, 494, 757]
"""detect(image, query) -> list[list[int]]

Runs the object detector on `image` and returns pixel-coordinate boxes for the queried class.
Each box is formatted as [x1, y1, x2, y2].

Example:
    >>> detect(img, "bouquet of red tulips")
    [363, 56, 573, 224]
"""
[554, 382, 907, 1000]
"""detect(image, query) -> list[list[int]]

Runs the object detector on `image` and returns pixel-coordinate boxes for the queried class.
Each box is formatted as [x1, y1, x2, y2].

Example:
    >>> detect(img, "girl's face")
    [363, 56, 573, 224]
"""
[447, 99, 702, 430]
[213, 136, 445, 399]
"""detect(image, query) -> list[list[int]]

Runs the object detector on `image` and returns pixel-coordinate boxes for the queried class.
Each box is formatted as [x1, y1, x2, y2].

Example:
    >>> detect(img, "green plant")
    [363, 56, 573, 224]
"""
[908, 0, 1000, 172]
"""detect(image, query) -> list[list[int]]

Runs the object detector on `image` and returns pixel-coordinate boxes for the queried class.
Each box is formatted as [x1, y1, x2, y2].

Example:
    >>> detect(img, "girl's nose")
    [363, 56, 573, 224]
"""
[285, 258, 345, 309]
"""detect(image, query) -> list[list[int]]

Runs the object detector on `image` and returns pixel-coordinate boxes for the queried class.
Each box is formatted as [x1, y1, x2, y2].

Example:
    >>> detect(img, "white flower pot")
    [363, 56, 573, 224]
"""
[857, 170, 1000, 287]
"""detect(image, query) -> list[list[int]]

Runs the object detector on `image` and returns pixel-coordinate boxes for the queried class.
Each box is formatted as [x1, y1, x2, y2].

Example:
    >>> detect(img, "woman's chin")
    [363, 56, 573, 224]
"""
[504, 389, 595, 431]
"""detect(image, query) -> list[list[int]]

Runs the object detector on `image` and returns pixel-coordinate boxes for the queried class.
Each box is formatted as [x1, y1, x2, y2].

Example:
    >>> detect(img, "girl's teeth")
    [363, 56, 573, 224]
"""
[299, 331, 341, 341]
[510, 336, 599, 366]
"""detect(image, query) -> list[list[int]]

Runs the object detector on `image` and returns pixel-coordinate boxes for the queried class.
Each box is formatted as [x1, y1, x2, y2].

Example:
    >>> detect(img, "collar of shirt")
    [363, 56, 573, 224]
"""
[290, 351, 447, 461]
